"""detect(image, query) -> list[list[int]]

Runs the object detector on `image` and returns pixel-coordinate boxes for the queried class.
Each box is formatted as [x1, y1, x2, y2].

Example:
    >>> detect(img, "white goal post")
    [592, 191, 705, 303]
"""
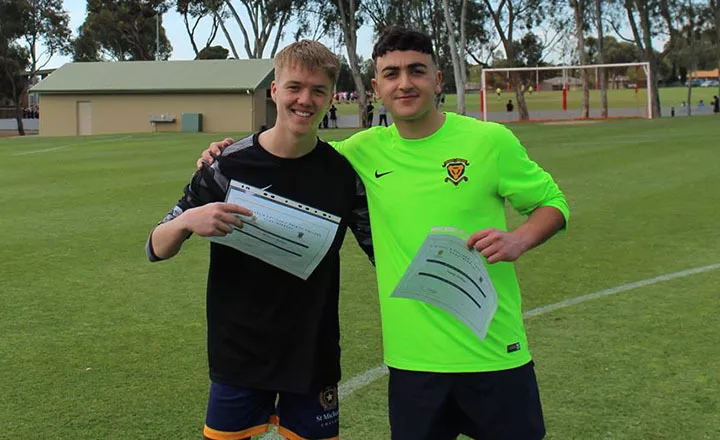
[480, 62, 653, 121]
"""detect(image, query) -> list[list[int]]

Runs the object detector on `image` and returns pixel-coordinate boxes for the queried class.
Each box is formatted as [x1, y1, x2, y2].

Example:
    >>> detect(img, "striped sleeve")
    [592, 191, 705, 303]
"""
[146, 162, 229, 262]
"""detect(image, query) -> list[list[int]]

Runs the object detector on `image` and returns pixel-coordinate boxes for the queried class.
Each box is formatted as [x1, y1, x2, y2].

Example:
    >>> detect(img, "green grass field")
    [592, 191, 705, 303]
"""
[1, 118, 719, 439]
[333, 87, 720, 116]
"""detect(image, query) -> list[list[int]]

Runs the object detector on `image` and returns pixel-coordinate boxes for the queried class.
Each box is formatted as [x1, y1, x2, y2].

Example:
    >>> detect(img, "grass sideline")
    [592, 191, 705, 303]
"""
[1, 118, 719, 439]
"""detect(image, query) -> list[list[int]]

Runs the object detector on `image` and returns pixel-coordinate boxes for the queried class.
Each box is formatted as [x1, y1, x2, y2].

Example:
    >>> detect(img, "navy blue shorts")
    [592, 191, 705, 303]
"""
[388, 361, 545, 440]
[203, 381, 339, 440]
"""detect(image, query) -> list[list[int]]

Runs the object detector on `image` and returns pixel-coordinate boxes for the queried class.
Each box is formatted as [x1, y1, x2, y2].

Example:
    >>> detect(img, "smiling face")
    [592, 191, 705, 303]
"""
[271, 64, 333, 137]
[372, 50, 442, 123]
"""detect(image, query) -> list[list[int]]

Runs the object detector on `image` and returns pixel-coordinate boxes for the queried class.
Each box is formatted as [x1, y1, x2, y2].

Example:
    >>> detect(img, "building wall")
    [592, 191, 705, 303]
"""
[39, 96, 76, 136]
[252, 90, 267, 130]
[38, 93, 265, 136]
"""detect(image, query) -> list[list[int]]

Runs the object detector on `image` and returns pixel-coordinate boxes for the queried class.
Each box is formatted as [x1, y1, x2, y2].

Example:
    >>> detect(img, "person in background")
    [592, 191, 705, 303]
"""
[378, 103, 388, 126]
[329, 103, 338, 128]
[366, 101, 375, 127]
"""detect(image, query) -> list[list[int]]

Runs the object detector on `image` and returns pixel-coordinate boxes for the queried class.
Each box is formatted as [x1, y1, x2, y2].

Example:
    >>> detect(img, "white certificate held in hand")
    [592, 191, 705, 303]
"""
[390, 227, 498, 340]
[208, 180, 340, 280]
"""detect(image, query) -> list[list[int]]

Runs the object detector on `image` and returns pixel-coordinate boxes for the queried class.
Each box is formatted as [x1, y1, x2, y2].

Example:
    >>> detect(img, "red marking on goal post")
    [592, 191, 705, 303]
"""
[562, 87, 568, 111]
[479, 90, 484, 116]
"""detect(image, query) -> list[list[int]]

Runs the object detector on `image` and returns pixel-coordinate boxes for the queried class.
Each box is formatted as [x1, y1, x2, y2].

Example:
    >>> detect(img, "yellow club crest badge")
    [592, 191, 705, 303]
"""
[442, 158, 470, 186]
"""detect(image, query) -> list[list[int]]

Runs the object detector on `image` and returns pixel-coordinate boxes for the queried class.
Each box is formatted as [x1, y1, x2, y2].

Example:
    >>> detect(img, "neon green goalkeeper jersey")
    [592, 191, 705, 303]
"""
[333, 112, 569, 372]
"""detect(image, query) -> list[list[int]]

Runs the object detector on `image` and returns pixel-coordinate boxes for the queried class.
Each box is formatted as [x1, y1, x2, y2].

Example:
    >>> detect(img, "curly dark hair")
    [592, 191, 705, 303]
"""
[371, 26, 435, 62]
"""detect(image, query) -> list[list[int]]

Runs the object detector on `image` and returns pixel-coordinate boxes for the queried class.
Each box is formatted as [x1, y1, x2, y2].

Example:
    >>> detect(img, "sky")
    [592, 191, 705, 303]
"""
[46, 1, 666, 71]
[45, 0, 376, 69]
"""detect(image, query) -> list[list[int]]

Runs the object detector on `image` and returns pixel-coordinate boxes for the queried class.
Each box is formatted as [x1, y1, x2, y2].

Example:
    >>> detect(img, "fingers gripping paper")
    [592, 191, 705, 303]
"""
[208, 180, 340, 280]
[390, 227, 498, 340]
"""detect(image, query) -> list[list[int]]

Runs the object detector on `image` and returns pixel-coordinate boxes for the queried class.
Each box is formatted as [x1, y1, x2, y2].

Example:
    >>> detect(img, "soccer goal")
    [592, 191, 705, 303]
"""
[479, 62, 653, 123]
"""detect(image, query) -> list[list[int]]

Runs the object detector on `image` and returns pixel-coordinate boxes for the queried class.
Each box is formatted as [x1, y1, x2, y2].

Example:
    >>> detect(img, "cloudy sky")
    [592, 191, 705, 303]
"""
[46, 1, 666, 70]
[46, 0, 375, 68]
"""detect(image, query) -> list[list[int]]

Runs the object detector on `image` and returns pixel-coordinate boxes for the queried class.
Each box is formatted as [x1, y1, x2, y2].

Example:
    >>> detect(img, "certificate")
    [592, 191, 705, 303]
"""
[207, 180, 340, 280]
[390, 227, 498, 340]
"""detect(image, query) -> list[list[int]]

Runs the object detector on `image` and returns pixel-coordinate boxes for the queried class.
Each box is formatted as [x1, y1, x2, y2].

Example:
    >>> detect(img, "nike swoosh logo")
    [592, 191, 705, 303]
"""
[375, 170, 393, 178]
[260, 184, 272, 191]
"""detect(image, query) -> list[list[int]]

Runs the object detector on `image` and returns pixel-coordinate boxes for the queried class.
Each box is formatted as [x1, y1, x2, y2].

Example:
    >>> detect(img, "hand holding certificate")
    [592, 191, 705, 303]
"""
[390, 227, 498, 340]
[207, 180, 340, 280]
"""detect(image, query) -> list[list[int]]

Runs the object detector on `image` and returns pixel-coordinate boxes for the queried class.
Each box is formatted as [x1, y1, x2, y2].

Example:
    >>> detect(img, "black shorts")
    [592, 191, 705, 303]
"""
[203, 381, 339, 440]
[388, 361, 545, 440]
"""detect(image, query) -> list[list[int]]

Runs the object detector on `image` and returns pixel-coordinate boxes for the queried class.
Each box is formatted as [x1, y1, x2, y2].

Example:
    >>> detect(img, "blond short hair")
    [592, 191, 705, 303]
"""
[274, 40, 340, 85]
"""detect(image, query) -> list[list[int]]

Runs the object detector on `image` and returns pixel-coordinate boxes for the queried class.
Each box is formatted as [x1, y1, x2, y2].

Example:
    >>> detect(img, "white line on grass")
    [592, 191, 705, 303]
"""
[11, 135, 133, 156]
[14, 145, 69, 155]
[338, 365, 390, 401]
[337, 262, 720, 401]
[523, 262, 720, 318]
[258, 262, 720, 439]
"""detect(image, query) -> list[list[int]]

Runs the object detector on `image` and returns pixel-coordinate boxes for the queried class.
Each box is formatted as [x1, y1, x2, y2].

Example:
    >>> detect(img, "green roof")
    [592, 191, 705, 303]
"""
[30, 59, 275, 94]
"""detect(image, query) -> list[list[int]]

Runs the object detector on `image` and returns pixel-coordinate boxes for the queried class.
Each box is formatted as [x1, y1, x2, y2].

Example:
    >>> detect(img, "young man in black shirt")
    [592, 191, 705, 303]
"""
[147, 41, 373, 440]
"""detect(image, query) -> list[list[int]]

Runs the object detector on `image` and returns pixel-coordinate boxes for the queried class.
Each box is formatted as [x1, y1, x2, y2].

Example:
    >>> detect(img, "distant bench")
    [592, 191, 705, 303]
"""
[149, 114, 176, 132]
[149, 114, 176, 123]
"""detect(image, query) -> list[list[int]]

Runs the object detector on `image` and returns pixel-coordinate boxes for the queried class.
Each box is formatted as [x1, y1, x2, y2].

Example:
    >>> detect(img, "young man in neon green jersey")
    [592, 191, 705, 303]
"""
[200, 27, 568, 440]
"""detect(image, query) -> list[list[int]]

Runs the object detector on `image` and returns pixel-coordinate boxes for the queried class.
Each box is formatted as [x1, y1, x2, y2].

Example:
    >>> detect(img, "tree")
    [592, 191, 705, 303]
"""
[663, 0, 716, 114]
[362, 0, 488, 97]
[221, 0, 296, 58]
[612, 0, 662, 117]
[712, 0, 720, 91]
[335, 56, 356, 92]
[517, 32, 545, 66]
[0, 46, 29, 132]
[335, 0, 370, 125]
[303, 0, 369, 126]
[443, 0, 468, 113]
[0, 1, 29, 135]
[593, 0, 608, 117]
[569, 0, 590, 117]
[196, 44, 229, 59]
[0, 0, 71, 135]
[173, 0, 221, 58]
[480, 0, 548, 120]
[360, 56, 374, 89]
[73, 0, 172, 62]
[585, 36, 645, 88]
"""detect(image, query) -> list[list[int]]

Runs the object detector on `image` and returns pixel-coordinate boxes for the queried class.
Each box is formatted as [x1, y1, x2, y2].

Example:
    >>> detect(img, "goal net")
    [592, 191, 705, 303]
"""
[478, 62, 653, 123]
